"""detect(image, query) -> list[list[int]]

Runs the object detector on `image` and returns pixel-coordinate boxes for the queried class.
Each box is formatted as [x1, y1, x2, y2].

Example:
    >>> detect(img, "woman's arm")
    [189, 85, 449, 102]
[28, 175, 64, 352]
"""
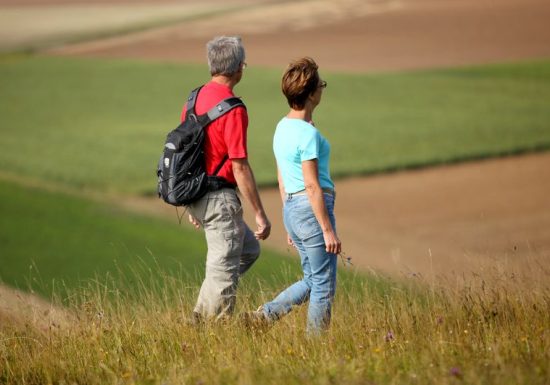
[277, 167, 294, 247]
[277, 167, 286, 204]
[302, 159, 341, 254]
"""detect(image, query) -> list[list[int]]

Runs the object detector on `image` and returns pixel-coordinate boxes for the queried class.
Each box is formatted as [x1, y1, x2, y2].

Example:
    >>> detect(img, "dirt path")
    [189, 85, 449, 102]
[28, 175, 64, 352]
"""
[0, 284, 73, 332]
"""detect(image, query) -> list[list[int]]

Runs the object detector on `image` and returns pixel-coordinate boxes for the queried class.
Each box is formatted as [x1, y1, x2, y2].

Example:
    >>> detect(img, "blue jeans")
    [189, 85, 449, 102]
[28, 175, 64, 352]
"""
[262, 193, 337, 334]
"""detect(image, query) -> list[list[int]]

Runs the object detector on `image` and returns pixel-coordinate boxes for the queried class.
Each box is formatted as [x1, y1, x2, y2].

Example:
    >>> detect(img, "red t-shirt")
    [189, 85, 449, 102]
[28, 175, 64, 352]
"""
[180, 81, 248, 185]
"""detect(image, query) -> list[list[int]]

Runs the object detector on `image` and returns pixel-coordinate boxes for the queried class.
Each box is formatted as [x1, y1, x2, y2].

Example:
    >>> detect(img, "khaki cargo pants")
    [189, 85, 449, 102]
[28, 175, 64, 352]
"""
[188, 188, 260, 320]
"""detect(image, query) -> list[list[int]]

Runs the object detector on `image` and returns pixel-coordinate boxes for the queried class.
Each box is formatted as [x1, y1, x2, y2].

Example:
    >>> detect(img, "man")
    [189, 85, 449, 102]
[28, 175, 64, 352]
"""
[184, 36, 271, 321]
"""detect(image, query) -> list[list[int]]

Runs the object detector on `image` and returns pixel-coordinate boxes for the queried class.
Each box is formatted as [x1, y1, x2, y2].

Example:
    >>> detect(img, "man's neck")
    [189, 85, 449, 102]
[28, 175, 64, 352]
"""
[211, 75, 238, 90]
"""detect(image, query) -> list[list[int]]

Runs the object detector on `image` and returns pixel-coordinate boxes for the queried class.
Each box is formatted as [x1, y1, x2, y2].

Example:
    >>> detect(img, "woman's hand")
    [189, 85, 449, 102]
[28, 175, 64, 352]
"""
[287, 233, 295, 247]
[323, 229, 341, 255]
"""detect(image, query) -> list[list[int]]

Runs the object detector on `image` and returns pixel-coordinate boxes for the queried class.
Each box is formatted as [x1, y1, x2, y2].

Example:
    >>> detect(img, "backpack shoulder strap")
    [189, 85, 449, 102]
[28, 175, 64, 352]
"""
[199, 97, 245, 178]
[206, 97, 245, 121]
[196, 97, 245, 127]
[184, 86, 203, 118]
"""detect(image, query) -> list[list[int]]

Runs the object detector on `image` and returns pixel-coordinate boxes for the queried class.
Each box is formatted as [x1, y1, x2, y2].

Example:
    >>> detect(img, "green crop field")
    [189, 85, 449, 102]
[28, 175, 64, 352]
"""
[1, 55, 549, 194]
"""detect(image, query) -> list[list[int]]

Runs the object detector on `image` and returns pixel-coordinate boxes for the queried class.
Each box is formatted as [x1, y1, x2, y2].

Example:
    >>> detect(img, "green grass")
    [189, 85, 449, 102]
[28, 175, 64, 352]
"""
[1, 55, 549, 194]
[0, 179, 303, 296]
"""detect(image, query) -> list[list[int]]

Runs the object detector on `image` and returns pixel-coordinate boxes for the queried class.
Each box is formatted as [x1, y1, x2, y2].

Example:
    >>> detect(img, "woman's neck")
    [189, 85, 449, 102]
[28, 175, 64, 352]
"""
[287, 107, 313, 122]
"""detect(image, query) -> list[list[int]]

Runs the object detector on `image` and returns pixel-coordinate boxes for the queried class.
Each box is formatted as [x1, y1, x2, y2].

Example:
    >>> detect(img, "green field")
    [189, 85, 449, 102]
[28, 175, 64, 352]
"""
[1, 55, 549, 194]
[0, 179, 304, 296]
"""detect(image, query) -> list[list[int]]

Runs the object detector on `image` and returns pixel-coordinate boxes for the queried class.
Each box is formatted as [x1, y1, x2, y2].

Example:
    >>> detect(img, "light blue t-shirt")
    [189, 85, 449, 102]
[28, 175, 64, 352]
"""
[273, 117, 334, 194]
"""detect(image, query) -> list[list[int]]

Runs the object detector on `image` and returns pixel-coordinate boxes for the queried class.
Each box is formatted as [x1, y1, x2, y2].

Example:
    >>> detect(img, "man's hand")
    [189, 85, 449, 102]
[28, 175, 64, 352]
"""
[232, 158, 271, 240]
[188, 214, 201, 229]
[254, 212, 271, 240]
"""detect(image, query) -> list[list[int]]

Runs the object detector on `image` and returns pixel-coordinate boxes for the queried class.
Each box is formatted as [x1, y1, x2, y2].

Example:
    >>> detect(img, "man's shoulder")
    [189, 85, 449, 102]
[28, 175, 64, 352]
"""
[197, 83, 246, 116]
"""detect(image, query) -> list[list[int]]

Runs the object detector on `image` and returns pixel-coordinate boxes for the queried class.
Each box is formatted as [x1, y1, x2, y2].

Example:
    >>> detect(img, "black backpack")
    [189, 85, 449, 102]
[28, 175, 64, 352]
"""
[157, 86, 245, 206]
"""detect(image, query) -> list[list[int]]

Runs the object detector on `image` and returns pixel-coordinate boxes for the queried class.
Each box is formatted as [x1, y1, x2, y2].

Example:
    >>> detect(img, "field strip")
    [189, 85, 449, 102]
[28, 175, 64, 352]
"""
[0, 1, 255, 52]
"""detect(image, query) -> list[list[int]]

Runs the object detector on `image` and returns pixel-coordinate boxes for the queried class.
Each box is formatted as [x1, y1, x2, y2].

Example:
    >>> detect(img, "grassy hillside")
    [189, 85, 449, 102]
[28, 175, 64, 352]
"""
[0, 55, 549, 193]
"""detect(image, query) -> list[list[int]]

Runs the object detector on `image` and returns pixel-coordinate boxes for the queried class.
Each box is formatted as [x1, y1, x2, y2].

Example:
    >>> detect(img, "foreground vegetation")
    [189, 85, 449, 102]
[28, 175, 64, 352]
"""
[1, 266, 548, 385]
[0, 55, 549, 192]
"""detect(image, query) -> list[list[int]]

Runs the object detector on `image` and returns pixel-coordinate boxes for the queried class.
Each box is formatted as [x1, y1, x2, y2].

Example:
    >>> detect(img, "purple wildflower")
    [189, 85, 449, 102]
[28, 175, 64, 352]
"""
[385, 331, 394, 342]
[449, 367, 462, 378]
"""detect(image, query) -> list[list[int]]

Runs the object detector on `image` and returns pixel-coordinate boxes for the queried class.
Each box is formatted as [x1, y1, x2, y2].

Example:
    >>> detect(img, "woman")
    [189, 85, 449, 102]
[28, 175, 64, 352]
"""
[248, 57, 341, 334]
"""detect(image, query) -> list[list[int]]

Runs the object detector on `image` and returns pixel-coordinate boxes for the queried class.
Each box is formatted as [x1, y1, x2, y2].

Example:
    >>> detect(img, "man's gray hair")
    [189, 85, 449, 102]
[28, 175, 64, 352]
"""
[206, 36, 245, 76]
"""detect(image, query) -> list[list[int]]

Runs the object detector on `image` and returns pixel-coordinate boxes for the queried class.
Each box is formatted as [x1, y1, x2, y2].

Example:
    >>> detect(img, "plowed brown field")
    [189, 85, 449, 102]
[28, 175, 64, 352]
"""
[48, 0, 550, 73]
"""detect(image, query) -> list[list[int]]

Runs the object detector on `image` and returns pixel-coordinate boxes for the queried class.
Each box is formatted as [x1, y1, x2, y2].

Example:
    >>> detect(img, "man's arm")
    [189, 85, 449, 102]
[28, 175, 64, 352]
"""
[232, 158, 271, 240]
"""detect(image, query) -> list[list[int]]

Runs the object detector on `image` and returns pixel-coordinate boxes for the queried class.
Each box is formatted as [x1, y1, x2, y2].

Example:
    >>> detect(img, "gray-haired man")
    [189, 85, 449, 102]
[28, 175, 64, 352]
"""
[183, 36, 271, 321]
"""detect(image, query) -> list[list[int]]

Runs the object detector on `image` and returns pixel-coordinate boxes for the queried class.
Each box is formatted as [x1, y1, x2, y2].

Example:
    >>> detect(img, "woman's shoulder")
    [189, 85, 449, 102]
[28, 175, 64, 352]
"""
[276, 117, 317, 133]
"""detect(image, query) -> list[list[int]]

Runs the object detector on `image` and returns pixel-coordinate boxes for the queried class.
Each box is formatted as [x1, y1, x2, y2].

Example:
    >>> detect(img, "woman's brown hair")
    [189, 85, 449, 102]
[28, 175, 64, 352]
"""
[281, 57, 320, 110]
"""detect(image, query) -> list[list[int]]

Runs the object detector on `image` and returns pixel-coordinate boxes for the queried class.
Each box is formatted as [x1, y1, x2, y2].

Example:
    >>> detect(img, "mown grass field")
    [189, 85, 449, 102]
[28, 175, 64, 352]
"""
[0, 55, 549, 194]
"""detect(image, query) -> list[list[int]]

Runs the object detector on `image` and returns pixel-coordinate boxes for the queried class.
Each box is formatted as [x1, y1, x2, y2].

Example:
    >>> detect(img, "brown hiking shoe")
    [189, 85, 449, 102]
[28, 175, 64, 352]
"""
[240, 307, 271, 331]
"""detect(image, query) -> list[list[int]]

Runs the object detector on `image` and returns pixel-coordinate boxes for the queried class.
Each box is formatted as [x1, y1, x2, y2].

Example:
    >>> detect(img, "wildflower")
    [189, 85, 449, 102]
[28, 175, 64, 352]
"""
[449, 367, 462, 378]
[385, 331, 394, 342]
[436, 315, 444, 325]
[338, 252, 353, 267]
